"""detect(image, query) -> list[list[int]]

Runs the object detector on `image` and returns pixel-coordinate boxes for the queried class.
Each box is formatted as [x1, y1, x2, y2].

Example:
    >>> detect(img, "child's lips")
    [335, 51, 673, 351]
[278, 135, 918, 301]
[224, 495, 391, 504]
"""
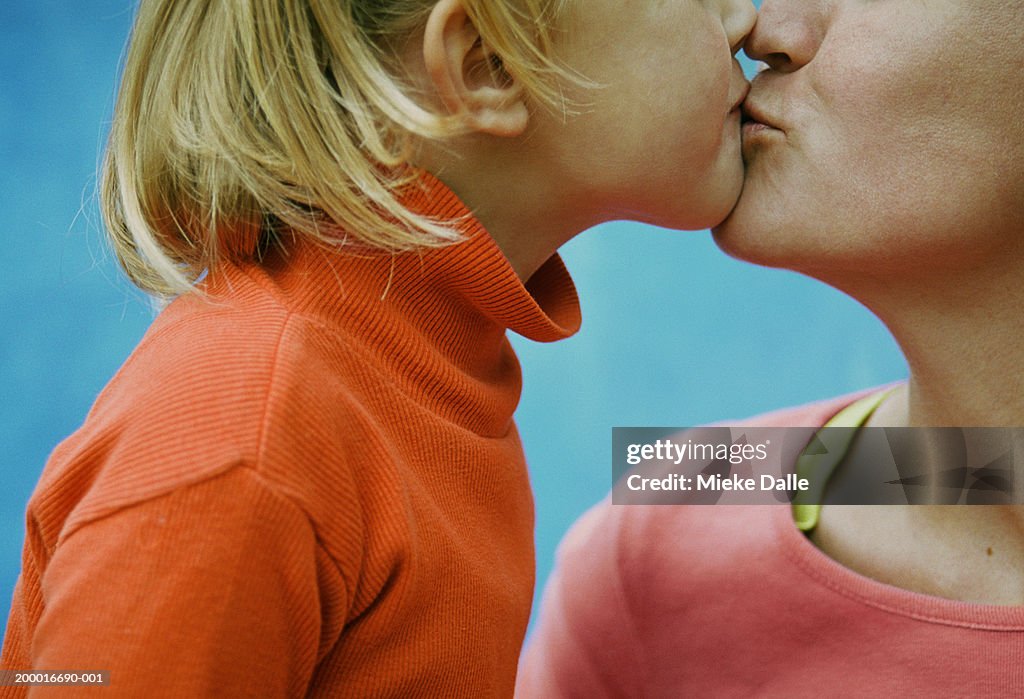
[729, 83, 751, 114]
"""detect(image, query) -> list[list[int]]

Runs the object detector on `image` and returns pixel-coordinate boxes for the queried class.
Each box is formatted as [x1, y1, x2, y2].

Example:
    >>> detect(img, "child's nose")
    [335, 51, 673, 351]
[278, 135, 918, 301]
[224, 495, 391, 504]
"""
[745, 0, 829, 72]
[723, 0, 758, 54]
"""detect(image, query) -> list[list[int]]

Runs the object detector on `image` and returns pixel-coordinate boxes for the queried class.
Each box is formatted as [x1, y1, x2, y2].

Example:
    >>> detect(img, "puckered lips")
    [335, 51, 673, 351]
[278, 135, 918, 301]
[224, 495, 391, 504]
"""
[740, 97, 784, 137]
[729, 82, 751, 115]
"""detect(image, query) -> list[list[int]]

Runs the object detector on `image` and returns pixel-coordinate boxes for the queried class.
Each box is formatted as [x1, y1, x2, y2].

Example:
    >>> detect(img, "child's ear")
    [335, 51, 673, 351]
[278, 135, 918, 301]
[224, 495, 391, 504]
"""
[423, 0, 529, 137]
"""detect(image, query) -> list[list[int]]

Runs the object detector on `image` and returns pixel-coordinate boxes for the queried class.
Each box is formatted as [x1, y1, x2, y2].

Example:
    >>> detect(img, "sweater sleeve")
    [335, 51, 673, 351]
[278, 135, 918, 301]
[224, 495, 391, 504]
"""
[27, 466, 323, 698]
[516, 500, 646, 699]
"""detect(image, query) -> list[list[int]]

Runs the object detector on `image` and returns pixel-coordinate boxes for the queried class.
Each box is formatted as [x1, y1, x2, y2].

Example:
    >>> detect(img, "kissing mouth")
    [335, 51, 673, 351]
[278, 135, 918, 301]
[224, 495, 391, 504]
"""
[729, 83, 751, 114]
[740, 101, 783, 132]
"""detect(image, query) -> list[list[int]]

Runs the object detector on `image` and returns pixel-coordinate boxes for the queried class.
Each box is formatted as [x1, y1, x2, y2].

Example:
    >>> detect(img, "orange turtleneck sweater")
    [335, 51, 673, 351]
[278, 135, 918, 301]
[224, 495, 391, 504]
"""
[1, 176, 581, 698]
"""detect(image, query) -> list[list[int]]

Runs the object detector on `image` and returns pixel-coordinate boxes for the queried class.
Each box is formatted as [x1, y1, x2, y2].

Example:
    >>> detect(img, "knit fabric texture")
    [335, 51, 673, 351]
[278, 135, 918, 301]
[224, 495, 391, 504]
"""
[517, 390, 1024, 698]
[2, 174, 581, 698]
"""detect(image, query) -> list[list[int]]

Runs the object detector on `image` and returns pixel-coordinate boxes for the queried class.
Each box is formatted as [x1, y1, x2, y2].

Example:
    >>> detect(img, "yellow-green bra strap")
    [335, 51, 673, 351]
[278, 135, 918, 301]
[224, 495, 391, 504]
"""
[793, 388, 896, 532]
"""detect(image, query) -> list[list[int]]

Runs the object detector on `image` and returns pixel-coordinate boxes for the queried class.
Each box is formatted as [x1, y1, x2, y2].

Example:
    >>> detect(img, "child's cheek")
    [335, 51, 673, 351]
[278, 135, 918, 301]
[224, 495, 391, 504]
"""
[680, 31, 738, 161]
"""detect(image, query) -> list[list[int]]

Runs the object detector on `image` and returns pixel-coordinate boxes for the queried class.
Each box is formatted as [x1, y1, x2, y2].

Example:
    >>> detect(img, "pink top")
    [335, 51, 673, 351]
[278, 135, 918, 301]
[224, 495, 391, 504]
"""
[517, 391, 1024, 698]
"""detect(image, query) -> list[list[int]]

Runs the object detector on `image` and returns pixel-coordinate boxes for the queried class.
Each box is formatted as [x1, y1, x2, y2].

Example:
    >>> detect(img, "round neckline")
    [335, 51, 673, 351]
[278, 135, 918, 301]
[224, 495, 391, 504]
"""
[772, 504, 1024, 630]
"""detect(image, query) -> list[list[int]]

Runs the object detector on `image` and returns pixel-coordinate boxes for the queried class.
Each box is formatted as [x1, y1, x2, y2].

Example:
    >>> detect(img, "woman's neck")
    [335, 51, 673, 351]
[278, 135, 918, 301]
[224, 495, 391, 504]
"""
[855, 259, 1024, 429]
[819, 259, 1024, 604]
[849, 258, 1024, 557]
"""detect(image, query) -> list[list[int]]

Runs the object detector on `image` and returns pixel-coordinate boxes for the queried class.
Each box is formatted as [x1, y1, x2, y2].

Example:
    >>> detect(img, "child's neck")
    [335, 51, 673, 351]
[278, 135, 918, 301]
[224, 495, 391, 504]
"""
[431, 164, 587, 282]
[414, 127, 598, 282]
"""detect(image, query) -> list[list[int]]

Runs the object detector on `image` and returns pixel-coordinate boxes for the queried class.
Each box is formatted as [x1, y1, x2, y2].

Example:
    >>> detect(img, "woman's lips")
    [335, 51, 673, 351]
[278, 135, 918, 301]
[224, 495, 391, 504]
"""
[740, 101, 784, 139]
[742, 121, 776, 137]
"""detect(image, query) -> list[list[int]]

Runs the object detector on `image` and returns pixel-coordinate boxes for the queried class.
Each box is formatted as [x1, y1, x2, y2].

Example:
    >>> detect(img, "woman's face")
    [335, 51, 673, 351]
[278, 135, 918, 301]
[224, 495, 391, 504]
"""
[715, 0, 1024, 284]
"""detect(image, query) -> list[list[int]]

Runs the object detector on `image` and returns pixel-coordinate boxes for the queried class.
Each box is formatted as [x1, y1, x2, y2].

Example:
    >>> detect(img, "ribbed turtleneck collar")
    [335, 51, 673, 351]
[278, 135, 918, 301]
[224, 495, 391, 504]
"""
[213, 172, 581, 435]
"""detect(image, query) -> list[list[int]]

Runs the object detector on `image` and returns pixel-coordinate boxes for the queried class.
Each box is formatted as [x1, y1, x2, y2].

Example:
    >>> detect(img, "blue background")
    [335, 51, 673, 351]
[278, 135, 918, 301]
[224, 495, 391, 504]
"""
[0, 2, 906, 640]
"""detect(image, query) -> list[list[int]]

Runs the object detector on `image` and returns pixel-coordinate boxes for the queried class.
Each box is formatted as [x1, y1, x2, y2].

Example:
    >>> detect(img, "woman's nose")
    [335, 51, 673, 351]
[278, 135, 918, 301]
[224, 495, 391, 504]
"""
[744, 0, 829, 72]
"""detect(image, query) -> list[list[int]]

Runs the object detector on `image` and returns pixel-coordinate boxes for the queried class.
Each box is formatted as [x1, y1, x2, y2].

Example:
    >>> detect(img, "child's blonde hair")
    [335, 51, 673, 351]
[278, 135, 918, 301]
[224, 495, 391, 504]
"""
[101, 0, 579, 297]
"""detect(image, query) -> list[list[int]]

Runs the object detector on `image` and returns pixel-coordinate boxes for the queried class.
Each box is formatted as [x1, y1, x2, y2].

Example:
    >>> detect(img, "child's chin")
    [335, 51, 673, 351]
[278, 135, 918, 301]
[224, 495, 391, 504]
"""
[708, 197, 745, 234]
[697, 189, 745, 232]
[643, 181, 744, 232]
